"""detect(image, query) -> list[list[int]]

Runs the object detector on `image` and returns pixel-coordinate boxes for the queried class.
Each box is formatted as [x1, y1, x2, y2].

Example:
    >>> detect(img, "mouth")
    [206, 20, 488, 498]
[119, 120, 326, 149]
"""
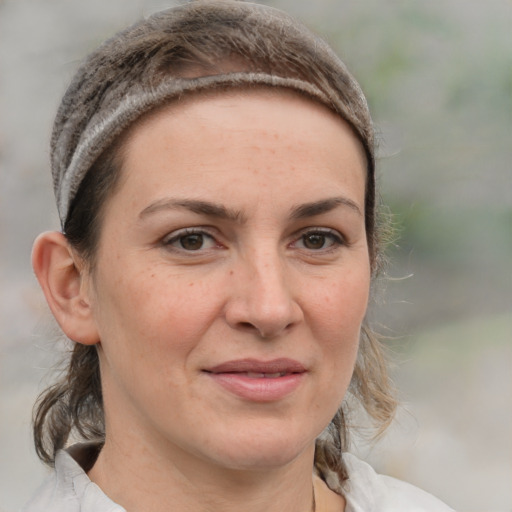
[242, 372, 288, 378]
[204, 358, 307, 376]
[203, 358, 307, 402]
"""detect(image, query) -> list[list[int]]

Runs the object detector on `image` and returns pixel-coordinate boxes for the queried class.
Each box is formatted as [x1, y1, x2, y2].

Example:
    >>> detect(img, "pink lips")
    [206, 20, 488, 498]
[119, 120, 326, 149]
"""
[204, 358, 306, 402]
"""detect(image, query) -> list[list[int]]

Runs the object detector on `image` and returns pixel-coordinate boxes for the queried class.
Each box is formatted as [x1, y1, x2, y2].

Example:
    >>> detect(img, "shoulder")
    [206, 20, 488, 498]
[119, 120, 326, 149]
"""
[341, 453, 454, 512]
[21, 447, 124, 512]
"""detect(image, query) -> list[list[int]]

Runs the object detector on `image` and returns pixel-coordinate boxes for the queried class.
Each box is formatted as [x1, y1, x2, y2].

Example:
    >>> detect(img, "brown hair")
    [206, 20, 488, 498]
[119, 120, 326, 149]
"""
[34, 0, 396, 486]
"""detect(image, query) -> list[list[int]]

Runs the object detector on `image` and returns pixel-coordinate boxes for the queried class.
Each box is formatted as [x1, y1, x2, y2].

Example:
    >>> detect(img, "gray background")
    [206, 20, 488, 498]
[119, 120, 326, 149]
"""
[1, 0, 511, 511]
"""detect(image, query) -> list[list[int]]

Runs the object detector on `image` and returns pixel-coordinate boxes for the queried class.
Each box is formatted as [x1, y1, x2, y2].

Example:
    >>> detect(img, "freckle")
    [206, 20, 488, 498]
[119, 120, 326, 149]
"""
[229, 270, 234, 276]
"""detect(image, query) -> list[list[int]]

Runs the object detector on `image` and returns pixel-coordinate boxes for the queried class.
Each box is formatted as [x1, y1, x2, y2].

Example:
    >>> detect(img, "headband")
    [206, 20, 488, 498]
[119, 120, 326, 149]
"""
[51, 2, 374, 227]
[54, 73, 341, 225]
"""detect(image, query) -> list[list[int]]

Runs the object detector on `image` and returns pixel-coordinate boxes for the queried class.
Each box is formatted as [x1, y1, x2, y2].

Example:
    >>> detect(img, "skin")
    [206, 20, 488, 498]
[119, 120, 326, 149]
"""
[33, 89, 370, 512]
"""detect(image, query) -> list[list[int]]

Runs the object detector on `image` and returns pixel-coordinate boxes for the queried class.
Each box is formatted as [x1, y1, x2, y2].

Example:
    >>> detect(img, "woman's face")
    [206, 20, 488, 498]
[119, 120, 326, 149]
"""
[86, 89, 370, 471]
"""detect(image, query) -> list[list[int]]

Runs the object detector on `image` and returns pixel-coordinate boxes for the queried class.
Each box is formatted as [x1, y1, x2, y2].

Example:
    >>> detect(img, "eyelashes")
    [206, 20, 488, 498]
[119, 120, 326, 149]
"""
[162, 228, 221, 252]
[161, 226, 346, 255]
[291, 228, 346, 252]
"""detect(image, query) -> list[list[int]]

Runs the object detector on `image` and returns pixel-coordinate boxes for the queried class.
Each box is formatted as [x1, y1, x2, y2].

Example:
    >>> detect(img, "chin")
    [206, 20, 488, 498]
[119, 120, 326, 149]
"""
[217, 447, 311, 472]
[200, 424, 316, 471]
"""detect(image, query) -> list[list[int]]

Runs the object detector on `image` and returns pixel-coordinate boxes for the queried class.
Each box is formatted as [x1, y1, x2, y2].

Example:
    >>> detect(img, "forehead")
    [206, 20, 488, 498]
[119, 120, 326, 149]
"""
[121, 86, 366, 165]
[128, 86, 337, 133]
[111, 88, 367, 215]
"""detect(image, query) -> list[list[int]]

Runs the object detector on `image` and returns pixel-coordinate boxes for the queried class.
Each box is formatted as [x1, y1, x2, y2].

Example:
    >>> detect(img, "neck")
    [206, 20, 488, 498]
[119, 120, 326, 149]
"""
[88, 434, 318, 512]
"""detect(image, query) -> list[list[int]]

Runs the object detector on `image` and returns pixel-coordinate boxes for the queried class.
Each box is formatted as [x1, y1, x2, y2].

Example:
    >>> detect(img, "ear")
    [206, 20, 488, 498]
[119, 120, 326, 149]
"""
[32, 231, 100, 345]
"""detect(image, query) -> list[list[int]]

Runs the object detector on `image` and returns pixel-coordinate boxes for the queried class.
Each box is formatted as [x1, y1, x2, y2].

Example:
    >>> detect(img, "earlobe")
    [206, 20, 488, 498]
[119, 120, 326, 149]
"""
[32, 231, 100, 345]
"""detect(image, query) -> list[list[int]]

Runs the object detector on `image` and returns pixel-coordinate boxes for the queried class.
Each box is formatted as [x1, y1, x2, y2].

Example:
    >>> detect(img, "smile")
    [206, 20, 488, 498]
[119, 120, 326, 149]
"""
[244, 372, 287, 378]
[204, 358, 307, 402]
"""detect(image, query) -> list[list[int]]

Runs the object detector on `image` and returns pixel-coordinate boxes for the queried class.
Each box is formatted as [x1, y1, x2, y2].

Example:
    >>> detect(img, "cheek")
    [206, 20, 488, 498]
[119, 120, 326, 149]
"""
[92, 262, 222, 362]
[313, 268, 370, 331]
[91, 265, 225, 419]
[309, 267, 370, 378]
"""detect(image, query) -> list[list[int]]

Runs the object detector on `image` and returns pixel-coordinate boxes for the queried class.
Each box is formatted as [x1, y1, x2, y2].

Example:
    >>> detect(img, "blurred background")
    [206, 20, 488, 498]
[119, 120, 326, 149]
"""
[0, 0, 510, 510]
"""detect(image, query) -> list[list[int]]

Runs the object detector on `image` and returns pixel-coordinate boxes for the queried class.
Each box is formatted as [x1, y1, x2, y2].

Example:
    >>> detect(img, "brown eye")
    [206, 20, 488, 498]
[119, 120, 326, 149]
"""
[302, 233, 327, 250]
[293, 229, 344, 252]
[179, 234, 205, 250]
[163, 229, 218, 252]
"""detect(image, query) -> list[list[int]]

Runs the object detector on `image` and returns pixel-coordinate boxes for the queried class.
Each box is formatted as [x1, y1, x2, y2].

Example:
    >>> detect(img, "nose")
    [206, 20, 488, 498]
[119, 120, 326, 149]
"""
[224, 251, 303, 339]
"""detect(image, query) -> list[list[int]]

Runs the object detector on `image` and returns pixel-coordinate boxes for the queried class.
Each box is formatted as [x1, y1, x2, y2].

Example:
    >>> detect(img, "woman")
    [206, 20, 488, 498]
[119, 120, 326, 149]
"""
[24, 1, 452, 511]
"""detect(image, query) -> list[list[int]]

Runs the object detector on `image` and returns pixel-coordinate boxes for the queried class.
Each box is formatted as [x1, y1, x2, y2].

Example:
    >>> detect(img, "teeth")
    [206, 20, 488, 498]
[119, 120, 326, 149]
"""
[245, 372, 286, 378]
[246, 372, 265, 378]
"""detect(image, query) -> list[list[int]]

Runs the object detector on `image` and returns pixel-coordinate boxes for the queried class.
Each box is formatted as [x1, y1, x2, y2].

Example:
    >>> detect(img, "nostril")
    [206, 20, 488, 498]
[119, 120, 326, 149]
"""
[225, 290, 303, 339]
[239, 321, 257, 331]
[235, 320, 295, 339]
[236, 320, 273, 338]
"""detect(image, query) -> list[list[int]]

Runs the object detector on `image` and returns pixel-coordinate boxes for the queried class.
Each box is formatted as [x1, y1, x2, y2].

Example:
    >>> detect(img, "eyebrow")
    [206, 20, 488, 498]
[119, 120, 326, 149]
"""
[139, 198, 246, 223]
[139, 196, 362, 223]
[290, 197, 362, 219]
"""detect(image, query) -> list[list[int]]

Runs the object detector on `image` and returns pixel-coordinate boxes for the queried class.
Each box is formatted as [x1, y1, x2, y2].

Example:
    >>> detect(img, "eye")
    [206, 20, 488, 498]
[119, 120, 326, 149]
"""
[302, 232, 329, 250]
[163, 229, 219, 252]
[292, 229, 345, 251]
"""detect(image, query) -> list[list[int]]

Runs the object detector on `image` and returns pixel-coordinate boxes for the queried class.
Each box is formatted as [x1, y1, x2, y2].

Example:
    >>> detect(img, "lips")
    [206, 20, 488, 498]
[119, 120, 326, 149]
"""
[244, 372, 287, 378]
[204, 358, 307, 402]
[206, 358, 307, 375]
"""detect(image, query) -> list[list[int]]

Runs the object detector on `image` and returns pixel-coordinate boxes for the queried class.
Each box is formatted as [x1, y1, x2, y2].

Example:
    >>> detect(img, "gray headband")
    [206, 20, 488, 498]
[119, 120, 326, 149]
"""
[55, 73, 341, 225]
[51, 1, 374, 228]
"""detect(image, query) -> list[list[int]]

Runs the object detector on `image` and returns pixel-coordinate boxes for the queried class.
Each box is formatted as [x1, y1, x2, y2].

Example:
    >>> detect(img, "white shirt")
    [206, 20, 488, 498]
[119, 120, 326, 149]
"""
[22, 446, 453, 512]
